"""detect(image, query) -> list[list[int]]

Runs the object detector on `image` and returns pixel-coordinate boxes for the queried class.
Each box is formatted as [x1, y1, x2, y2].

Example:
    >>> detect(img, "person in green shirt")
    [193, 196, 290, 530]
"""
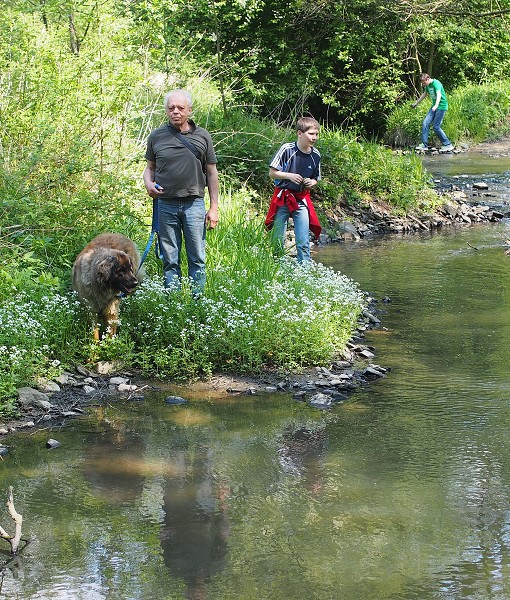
[412, 73, 454, 152]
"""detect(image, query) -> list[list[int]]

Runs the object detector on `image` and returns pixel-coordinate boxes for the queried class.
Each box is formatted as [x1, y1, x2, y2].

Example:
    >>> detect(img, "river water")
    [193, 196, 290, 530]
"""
[2, 153, 510, 599]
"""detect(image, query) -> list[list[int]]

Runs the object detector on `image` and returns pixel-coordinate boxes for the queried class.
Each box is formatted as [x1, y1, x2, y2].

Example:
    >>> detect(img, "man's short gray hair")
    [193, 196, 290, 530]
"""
[164, 89, 193, 108]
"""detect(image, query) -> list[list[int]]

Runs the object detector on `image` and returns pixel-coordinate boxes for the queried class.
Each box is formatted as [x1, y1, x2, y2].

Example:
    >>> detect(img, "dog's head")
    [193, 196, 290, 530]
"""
[97, 251, 139, 294]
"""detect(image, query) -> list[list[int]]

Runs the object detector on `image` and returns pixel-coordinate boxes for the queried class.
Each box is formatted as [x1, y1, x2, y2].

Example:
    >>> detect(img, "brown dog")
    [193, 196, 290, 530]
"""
[72, 233, 144, 340]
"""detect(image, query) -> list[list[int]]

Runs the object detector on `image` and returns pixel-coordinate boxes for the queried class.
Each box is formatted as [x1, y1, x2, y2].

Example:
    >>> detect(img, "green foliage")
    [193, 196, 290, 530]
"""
[448, 85, 510, 142]
[117, 0, 510, 135]
[0, 289, 88, 410]
[2, 0, 510, 408]
[318, 130, 433, 212]
[212, 112, 285, 193]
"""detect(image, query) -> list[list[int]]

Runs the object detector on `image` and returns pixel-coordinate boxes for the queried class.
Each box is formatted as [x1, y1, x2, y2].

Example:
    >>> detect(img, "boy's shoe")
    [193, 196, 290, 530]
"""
[439, 143, 454, 153]
[415, 143, 427, 151]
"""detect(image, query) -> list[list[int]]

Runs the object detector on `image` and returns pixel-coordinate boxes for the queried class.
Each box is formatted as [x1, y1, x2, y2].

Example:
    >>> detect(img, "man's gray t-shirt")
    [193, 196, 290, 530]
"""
[145, 121, 217, 198]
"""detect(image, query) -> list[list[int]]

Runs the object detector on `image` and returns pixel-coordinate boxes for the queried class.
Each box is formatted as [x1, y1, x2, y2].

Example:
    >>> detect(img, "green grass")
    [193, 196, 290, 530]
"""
[121, 188, 365, 378]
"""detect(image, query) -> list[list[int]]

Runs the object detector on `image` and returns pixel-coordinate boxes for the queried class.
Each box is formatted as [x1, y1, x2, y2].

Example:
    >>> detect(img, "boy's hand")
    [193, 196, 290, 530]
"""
[286, 173, 303, 185]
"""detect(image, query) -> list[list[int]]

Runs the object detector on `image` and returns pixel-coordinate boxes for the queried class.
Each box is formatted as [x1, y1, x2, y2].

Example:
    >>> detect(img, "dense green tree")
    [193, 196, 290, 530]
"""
[117, 0, 510, 133]
[5, 0, 510, 134]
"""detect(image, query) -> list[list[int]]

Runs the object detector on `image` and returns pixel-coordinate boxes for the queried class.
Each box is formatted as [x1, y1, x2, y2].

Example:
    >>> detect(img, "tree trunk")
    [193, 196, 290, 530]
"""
[69, 13, 80, 55]
[427, 41, 435, 75]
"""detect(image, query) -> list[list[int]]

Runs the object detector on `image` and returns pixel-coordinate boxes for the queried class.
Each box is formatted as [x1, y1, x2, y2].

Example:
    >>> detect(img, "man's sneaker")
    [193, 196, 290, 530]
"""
[415, 143, 427, 151]
[439, 143, 454, 153]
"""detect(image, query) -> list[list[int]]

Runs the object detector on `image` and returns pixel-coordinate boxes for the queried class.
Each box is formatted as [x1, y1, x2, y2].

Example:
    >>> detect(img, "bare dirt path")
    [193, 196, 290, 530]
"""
[468, 137, 510, 157]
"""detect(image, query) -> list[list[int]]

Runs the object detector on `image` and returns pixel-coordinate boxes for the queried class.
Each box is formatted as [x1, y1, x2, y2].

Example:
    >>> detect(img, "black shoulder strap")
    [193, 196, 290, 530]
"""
[167, 125, 203, 162]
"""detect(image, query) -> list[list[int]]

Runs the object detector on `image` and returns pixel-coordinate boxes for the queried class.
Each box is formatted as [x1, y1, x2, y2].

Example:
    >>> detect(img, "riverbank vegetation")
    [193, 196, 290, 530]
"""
[0, 189, 365, 409]
[2, 0, 510, 408]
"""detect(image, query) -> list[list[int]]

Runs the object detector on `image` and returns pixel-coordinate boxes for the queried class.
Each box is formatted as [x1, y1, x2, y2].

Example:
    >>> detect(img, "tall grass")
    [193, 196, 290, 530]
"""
[318, 129, 435, 212]
[121, 187, 366, 378]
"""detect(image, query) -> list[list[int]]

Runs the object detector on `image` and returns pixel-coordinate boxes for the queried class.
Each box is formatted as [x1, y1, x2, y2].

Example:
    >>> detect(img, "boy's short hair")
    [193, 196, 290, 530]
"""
[297, 117, 320, 133]
[419, 73, 430, 82]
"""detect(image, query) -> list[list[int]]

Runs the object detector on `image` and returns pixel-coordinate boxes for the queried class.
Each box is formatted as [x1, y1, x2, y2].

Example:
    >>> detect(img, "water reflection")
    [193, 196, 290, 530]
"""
[160, 447, 230, 600]
[277, 424, 327, 496]
[82, 417, 146, 504]
[79, 409, 231, 599]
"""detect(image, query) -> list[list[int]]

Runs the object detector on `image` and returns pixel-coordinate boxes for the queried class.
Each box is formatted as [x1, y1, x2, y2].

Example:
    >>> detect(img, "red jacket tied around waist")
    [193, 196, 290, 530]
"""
[264, 187, 322, 239]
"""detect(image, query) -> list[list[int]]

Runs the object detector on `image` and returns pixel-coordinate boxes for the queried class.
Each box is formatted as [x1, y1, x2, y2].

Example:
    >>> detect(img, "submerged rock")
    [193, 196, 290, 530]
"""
[165, 396, 187, 405]
[308, 393, 333, 409]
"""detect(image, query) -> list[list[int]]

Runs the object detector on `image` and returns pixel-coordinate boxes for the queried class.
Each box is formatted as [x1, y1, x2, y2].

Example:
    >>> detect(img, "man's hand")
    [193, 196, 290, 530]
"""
[206, 206, 219, 229]
[148, 182, 165, 198]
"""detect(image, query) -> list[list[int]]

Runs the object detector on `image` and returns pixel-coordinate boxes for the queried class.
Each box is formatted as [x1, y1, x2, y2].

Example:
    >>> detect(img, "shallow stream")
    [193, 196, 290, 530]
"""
[2, 151, 510, 599]
[422, 151, 510, 208]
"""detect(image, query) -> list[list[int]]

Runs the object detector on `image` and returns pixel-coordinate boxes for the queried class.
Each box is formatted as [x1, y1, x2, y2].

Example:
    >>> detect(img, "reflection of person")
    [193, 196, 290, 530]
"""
[264, 117, 322, 263]
[81, 423, 146, 504]
[143, 89, 219, 292]
[277, 425, 327, 496]
[160, 447, 230, 600]
[412, 73, 454, 153]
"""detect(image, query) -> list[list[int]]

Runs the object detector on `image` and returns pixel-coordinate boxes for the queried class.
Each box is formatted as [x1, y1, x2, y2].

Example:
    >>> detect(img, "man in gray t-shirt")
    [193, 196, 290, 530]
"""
[143, 89, 219, 292]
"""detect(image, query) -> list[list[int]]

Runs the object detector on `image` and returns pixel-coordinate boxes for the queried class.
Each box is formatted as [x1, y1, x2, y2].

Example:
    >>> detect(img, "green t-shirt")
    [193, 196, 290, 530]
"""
[426, 79, 448, 111]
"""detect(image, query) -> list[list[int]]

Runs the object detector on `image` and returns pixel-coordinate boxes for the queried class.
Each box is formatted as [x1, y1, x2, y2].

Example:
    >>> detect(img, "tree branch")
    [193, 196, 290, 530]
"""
[0, 488, 23, 555]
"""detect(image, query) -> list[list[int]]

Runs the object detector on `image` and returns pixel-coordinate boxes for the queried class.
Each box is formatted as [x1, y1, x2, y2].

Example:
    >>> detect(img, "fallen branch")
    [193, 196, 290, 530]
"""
[408, 214, 430, 230]
[0, 487, 23, 554]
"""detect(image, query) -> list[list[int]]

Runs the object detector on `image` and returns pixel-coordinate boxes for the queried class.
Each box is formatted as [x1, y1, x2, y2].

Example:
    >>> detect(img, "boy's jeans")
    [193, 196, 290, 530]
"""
[271, 200, 311, 263]
[158, 197, 206, 291]
[422, 109, 451, 146]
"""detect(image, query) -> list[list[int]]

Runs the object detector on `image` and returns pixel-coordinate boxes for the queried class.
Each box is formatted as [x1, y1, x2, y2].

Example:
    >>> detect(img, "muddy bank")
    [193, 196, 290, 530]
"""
[467, 136, 510, 157]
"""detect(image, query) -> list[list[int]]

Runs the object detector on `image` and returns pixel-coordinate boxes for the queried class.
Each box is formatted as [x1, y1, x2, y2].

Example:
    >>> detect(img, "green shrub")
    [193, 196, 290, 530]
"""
[318, 130, 432, 212]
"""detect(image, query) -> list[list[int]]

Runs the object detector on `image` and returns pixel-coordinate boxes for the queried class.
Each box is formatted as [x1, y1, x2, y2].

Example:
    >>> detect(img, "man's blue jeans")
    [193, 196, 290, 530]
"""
[158, 197, 206, 291]
[422, 109, 451, 146]
[271, 200, 311, 263]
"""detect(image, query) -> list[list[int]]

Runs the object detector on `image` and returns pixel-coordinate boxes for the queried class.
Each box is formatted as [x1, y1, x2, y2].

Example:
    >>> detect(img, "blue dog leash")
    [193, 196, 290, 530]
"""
[116, 197, 161, 300]
[137, 196, 162, 275]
